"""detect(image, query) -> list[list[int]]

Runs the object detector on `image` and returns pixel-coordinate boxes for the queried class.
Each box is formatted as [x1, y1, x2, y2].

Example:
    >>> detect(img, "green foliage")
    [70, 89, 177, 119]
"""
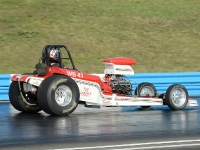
[0, 0, 200, 74]
[18, 30, 39, 38]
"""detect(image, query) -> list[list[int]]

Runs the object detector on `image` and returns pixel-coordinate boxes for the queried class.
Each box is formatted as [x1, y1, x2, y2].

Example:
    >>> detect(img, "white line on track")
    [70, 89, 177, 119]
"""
[112, 143, 200, 150]
[53, 139, 200, 150]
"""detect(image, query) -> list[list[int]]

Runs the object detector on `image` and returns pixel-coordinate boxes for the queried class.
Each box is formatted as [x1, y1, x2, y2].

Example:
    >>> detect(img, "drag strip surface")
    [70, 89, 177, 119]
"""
[0, 102, 200, 150]
[54, 140, 200, 150]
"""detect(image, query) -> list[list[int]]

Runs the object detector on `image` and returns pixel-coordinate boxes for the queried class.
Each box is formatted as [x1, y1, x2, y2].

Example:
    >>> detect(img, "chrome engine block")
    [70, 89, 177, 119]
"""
[105, 74, 132, 95]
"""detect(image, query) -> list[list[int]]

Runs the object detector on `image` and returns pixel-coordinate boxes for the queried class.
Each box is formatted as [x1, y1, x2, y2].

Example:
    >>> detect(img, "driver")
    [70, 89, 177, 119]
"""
[49, 48, 68, 68]
[49, 49, 61, 67]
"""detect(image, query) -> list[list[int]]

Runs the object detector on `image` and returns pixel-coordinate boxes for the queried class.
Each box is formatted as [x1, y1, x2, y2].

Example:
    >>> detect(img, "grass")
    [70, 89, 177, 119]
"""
[0, 0, 200, 74]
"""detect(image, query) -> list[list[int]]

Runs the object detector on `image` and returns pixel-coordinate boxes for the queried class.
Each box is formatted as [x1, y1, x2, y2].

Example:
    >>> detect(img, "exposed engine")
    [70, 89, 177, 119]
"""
[104, 74, 132, 95]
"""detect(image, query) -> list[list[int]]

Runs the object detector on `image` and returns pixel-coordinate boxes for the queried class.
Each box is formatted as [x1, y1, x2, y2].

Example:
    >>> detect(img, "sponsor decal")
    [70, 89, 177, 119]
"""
[32, 81, 39, 86]
[16, 75, 22, 79]
[80, 87, 92, 97]
[102, 99, 111, 105]
[28, 78, 43, 86]
[105, 64, 113, 69]
[63, 109, 69, 113]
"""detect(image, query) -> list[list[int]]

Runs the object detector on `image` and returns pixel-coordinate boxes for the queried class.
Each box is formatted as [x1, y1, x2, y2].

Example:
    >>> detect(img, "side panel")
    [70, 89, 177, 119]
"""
[73, 79, 103, 105]
[73, 78, 164, 107]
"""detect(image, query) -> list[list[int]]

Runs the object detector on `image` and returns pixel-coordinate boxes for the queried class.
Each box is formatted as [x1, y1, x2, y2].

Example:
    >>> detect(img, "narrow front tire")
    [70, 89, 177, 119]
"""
[165, 84, 188, 110]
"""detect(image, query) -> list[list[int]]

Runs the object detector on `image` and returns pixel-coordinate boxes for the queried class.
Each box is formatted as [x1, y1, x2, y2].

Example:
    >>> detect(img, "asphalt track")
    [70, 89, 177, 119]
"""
[1, 99, 200, 150]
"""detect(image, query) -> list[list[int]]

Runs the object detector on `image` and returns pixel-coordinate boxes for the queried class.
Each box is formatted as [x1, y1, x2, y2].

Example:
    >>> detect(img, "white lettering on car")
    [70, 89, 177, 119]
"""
[67, 71, 83, 78]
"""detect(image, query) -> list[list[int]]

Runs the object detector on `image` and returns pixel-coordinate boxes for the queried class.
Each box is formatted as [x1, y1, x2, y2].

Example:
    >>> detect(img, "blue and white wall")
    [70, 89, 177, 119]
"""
[1, 72, 200, 101]
[0, 74, 12, 100]
[125, 72, 200, 97]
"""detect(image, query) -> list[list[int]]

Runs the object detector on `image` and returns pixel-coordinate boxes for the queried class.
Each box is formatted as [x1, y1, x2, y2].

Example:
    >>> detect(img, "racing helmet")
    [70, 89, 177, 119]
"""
[49, 49, 60, 63]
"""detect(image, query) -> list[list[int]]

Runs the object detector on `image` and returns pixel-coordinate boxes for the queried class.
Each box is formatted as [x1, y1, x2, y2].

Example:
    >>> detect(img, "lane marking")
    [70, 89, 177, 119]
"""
[112, 143, 200, 150]
[54, 139, 200, 150]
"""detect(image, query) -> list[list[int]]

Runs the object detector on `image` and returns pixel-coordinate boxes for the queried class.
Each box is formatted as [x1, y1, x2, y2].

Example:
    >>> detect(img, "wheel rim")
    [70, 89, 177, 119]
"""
[140, 86, 155, 96]
[171, 88, 186, 107]
[55, 85, 72, 107]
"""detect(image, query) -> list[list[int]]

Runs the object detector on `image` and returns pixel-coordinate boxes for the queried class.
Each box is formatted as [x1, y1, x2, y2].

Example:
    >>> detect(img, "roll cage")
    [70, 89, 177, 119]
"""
[41, 45, 77, 70]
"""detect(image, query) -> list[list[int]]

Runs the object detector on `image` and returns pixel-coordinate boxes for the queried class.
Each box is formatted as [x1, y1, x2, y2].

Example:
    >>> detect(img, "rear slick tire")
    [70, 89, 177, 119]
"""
[9, 82, 41, 113]
[37, 75, 80, 116]
[165, 84, 188, 110]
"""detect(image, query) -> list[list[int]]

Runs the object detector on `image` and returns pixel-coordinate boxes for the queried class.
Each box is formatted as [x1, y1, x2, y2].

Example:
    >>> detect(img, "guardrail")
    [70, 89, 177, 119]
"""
[0, 74, 11, 101]
[1, 72, 200, 101]
[125, 72, 200, 97]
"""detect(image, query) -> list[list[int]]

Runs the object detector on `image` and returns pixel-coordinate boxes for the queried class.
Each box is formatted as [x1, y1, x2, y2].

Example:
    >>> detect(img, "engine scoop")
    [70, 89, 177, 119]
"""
[103, 57, 135, 75]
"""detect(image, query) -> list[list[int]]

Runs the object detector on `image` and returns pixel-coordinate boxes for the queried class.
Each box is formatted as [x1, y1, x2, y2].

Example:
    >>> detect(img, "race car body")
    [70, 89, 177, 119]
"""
[9, 45, 198, 116]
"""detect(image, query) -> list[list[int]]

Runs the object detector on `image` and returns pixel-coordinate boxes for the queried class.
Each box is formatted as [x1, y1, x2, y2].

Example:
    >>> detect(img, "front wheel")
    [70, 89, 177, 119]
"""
[37, 75, 80, 115]
[135, 82, 157, 109]
[134, 82, 157, 97]
[165, 84, 188, 110]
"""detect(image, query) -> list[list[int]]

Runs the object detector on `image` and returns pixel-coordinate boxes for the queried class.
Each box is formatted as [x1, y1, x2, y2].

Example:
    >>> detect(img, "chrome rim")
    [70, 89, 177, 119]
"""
[55, 85, 72, 107]
[171, 88, 186, 107]
[140, 86, 155, 96]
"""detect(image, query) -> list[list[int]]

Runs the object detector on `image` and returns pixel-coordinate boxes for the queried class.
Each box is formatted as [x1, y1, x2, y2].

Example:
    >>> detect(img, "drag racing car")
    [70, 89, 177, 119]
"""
[9, 45, 198, 115]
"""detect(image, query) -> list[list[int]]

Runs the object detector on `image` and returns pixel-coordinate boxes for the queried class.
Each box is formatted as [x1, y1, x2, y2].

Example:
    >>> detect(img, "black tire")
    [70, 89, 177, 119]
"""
[37, 75, 80, 115]
[165, 84, 188, 110]
[9, 82, 41, 113]
[135, 82, 156, 109]
[135, 82, 157, 96]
